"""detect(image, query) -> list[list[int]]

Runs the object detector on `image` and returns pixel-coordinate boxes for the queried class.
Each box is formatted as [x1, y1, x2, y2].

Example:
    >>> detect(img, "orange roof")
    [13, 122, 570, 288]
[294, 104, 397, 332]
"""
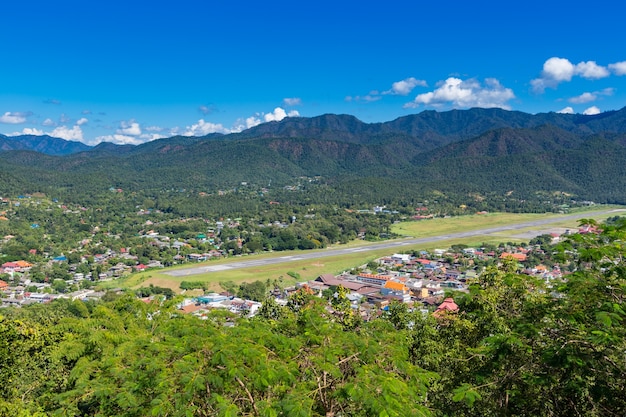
[15, 260, 32, 267]
[499, 252, 527, 261]
[180, 304, 206, 314]
[383, 281, 408, 291]
[358, 273, 391, 281]
[0, 280, 8, 288]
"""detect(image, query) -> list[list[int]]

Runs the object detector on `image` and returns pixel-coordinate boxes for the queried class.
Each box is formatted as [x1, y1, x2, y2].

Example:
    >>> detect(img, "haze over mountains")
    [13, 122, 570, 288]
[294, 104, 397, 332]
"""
[2, 107, 626, 204]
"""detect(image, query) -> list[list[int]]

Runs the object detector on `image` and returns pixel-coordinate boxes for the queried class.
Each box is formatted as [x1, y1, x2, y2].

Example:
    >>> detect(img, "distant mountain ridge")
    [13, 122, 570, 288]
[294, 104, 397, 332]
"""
[3, 107, 626, 156]
[0, 134, 92, 155]
[2, 106, 626, 206]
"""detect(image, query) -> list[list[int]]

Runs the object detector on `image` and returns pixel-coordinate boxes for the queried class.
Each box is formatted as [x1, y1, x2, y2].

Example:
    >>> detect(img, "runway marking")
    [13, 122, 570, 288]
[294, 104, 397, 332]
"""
[204, 265, 233, 271]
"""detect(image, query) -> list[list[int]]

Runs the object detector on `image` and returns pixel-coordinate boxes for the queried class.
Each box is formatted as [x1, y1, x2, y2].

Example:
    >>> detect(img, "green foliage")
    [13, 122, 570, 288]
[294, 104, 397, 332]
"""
[179, 281, 208, 291]
[135, 284, 174, 299]
[286, 271, 300, 280]
[238, 280, 268, 302]
[2, 217, 626, 416]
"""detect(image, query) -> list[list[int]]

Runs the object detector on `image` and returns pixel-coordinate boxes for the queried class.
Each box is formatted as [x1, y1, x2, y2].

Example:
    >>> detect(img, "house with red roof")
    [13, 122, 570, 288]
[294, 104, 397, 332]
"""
[433, 297, 459, 318]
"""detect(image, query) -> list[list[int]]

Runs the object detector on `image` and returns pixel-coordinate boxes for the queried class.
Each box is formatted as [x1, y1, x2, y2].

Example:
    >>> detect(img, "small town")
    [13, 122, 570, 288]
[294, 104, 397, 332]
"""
[1, 222, 576, 320]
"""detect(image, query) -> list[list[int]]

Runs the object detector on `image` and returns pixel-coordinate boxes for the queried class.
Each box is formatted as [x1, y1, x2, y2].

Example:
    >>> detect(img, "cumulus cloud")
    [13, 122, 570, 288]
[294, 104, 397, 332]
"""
[575, 61, 610, 79]
[117, 120, 141, 136]
[0, 111, 31, 124]
[42, 118, 56, 127]
[568, 88, 613, 104]
[76, 117, 88, 126]
[50, 125, 84, 141]
[232, 116, 263, 131]
[609, 61, 626, 75]
[283, 97, 302, 106]
[557, 106, 575, 114]
[532, 57, 611, 93]
[583, 106, 601, 115]
[19, 127, 45, 135]
[569, 92, 596, 104]
[229, 107, 301, 132]
[93, 134, 144, 146]
[405, 77, 514, 109]
[183, 119, 230, 136]
[59, 114, 71, 124]
[384, 77, 427, 95]
[263, 107, 300, 122]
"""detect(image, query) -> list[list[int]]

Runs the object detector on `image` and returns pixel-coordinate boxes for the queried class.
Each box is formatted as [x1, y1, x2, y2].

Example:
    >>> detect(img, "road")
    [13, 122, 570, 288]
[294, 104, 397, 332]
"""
[163, 209, 623, 277]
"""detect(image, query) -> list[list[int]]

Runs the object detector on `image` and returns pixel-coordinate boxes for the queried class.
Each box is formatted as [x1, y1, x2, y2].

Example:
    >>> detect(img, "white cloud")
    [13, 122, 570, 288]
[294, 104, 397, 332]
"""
[13, 127, 45, 135]
[50, 125, 84, 141]
[583, 106, 601, 115]
[93, 134, 144, 146]
[59, 113, 71, 123]
[283, 97, 302, 106]
[568, 88, 614, 104]
[569, 92, 596, 104]
[243, 116, 261, 130]
[609, 61, 626, 75]
[557, 106, 575, 114]
[117, 120, 141, 136]
[385, 77, 427, 95]
[531, 57, 575, 92]
[0, 111, 30, 124]
[139, 133, 166, 141]
[145, 125, 164, 132]
[543, 57, 576, 81]
[263, 107, 300, 122]
[183, 119, 230, 136]
[532, 57, 612, 93]
[7, 124, 83, 140]
[76, 117, 88, 126]
[405, 77, 514, 109]
[575, 61, 609, 79]
[42, 118, 56, 127]
[230, 107, 301, 132]
[345, 93, 382, 103]
[82, 110, 92, 115]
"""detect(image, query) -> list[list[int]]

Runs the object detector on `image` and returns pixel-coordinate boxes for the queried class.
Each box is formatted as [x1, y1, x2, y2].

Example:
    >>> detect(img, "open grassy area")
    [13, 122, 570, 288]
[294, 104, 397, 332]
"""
[390, 205, 621, 238]
[104, 206, 624, 293]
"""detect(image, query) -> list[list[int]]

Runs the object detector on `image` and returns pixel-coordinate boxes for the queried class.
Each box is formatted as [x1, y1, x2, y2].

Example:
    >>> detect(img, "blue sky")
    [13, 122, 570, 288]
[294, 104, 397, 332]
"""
[1, 0, 625, 145]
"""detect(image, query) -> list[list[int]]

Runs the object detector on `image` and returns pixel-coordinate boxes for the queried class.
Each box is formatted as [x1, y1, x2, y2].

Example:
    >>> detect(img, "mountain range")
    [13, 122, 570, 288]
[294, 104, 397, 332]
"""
[2, 107, 626, 205]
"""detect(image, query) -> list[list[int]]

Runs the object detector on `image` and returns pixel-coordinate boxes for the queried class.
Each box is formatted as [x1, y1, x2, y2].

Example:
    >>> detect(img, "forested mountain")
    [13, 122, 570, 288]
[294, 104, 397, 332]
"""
[0, 133, 91, 155]
[2, 107, 626, 208]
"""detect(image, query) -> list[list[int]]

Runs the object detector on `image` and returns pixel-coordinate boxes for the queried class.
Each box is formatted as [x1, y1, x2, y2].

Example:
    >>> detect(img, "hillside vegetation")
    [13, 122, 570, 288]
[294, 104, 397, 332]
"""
[1, 107, 626, 213]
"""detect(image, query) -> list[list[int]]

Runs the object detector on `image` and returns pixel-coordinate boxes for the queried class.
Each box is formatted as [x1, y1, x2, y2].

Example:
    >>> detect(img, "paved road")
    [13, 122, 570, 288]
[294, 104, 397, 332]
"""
[164, 209, 623, 277]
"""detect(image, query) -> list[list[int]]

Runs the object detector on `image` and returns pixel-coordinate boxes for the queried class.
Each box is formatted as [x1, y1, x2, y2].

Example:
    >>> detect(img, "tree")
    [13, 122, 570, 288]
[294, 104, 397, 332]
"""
[51, 279, 68, 293]
[238, 280, 267, 302]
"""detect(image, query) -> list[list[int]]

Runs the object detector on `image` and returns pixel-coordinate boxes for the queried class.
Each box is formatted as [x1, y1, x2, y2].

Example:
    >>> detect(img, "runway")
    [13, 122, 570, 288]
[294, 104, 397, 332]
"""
[163, 209, 622, 277]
